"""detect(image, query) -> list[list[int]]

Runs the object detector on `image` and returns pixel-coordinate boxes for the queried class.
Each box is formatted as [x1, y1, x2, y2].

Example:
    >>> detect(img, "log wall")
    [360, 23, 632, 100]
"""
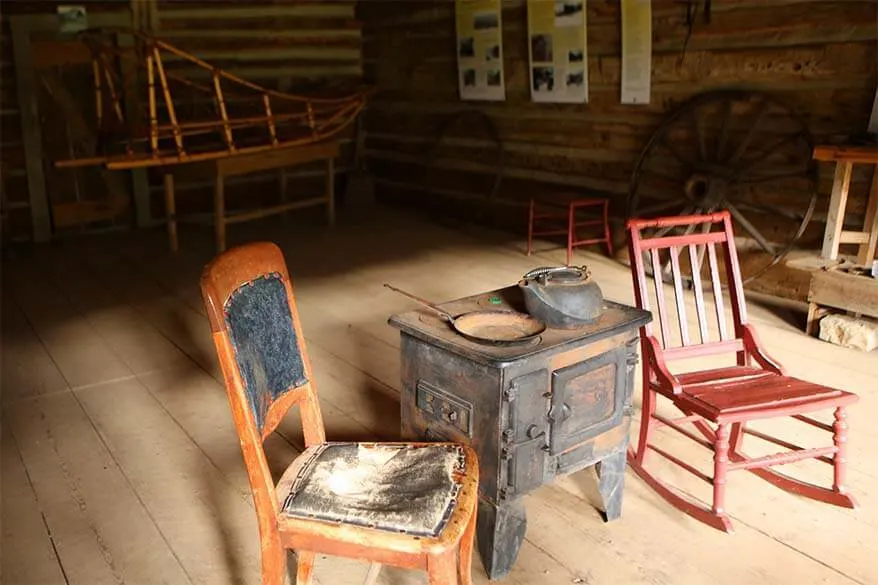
[358, 0, 878, 256]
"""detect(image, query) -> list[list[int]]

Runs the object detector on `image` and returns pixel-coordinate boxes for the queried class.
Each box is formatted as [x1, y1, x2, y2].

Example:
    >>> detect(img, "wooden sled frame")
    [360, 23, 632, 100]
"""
[51, 27, 370, 172]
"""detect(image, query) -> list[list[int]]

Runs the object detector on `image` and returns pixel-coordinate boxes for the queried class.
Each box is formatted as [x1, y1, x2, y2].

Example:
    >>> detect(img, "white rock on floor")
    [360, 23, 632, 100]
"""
[818, 313, 878, 352]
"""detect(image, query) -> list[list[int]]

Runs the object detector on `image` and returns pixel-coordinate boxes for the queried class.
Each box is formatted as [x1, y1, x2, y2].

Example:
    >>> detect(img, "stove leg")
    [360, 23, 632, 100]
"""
[597, 449, 627, 522]
[476, 498, 527, 581]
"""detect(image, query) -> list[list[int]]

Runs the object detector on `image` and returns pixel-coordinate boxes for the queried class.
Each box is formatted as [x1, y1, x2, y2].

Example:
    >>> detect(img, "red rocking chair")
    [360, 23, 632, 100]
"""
[626, 211, 859, 533]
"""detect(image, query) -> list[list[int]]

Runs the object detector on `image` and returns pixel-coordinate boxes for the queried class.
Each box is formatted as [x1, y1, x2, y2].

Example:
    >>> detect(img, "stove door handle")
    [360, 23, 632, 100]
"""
[547, 403, 571, 424]
[526, 424, 545, 440]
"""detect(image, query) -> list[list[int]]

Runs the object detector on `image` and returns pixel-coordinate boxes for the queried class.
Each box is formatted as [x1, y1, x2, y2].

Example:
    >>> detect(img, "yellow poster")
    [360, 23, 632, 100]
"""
[455, 0, 506, 101]
[621, 0, 651, 104]
[527, 0, 588, 103]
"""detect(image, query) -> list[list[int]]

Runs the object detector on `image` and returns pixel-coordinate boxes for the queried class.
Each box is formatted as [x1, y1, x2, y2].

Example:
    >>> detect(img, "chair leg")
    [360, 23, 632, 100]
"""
[427, 548, 457, 585]
[712, 423, 730, 517]
[261, 540, 288, 585]
[457, 509, 477, 585]
[293, 551, 316, 585]
[603, 201, 614, 257]
[626, 396, 735, 533]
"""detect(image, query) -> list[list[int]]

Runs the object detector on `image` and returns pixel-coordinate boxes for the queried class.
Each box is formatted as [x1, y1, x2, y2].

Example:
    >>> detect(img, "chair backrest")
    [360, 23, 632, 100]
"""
[626, 210, 749, 364]
[200, 241, 326, 515]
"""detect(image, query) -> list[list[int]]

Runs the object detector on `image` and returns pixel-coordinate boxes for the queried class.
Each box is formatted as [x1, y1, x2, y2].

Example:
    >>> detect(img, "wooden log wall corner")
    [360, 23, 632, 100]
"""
[358, 0, 878, 290]
[0, 1, 364, 242]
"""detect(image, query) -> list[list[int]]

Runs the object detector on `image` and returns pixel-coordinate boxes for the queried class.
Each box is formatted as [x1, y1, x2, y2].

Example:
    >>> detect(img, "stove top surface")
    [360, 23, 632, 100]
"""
[388, 285, 651, 365]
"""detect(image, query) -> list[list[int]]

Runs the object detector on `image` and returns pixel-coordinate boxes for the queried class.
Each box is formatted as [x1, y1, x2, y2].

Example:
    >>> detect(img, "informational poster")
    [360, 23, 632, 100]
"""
[620, 0, 652, 105]
[455, 0, 506, 101]
[527, 0, 588, 103]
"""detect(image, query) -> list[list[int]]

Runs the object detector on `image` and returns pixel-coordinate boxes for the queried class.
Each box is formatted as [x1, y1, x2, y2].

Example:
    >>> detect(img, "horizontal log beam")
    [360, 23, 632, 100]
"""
[158, 4, 355, 21]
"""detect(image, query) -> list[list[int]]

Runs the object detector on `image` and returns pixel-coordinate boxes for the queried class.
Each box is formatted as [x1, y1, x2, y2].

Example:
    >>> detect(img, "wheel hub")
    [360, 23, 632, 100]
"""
[684, 174, 726, 209]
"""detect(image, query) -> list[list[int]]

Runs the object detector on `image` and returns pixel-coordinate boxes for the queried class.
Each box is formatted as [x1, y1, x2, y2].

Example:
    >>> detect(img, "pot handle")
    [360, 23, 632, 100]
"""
[522, 265, 590, 283]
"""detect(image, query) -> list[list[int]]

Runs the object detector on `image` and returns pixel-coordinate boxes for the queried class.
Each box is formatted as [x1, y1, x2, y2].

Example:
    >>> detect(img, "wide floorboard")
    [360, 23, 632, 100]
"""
[2, 206, 874, 585]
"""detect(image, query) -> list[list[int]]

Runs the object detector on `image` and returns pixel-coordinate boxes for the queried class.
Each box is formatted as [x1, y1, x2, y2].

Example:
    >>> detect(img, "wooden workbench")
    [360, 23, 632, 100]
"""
[162, 140, 339, 253]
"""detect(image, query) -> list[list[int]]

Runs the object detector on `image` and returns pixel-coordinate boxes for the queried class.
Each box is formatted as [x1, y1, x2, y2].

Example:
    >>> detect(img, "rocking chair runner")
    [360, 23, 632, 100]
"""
[201, 242, 479, 585]
[625, 211, 859, 533]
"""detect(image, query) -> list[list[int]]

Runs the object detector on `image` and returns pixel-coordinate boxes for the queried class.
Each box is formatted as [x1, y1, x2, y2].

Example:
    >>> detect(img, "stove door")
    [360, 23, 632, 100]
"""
[502, 368, 550, 497]
[548, 346, 627, 455]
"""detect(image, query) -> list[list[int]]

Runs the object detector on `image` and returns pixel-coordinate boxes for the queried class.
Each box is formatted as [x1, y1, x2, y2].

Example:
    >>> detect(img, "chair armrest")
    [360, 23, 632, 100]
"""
[741, 324, 786, 376]
[643, 335, 682, 394]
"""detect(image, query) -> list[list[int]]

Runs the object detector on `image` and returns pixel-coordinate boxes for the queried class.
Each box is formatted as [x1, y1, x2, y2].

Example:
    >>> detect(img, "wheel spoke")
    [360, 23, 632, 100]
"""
[736, 166, 807, 184]
[640, 165, 685, 184]
[726, 99, 770, 166]
[660, 135, 697, 169]
[734, 201, 801, 221]
[690, 108, 707, 163]
[726, 202, 775, 254]
[638, 199, 686, 215]
[733, 133, 803, 175]
[716, 98, 733, 162]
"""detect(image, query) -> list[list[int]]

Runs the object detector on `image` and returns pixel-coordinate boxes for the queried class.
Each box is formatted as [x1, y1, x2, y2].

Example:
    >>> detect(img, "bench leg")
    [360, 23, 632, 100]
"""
[214, 172, 226, 253]
[164, 173, 178, 253]
[326, 158, 335, 227]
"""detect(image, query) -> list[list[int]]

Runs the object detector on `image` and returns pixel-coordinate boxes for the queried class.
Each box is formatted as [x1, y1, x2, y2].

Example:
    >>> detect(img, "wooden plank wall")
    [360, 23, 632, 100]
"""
[358, 0, 878, 244]
[0, 1, 363, 241]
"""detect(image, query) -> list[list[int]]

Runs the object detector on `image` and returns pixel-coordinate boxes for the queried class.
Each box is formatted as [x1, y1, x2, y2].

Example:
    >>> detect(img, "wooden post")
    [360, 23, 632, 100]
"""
[11, 18, 52, 242]
[279, 168, 288, 221]
[214, 168, 226, 252]
[92, 59, 103, 126]
[858, 168, 878, 265]
[821, 162, 853, 260]
[147, 53, 159, 154]
[164, 173, 178, 252]
[326, 157, 335, 226]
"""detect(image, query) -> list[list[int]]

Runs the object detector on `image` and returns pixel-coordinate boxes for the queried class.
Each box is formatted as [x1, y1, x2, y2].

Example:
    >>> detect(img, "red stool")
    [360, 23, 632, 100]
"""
[527, 198, 613, 265]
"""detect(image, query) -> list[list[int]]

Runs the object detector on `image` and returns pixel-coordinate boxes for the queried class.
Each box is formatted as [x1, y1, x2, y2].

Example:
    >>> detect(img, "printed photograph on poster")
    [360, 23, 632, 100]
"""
[554, 1, 583, 26]
[462, 69, 477, 88]
[459, 37, 475, 58]
[473, 11, 499, 30]
[531, 34, 553, 62]
[455, 0, 505, 101]
[565, 69, 585, 91]
[533, 66, 555, 92]
[568, 49, 584, 63]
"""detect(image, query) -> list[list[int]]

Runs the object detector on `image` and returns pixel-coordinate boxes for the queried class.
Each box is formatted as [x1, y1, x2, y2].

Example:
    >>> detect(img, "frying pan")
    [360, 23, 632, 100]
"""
[384, 284, 546, 346]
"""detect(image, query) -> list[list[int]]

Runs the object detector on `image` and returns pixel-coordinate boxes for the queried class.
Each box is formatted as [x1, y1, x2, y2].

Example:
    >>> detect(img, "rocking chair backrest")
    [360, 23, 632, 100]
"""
[626, 211, 749, 363]
[200, 241, 326, 514]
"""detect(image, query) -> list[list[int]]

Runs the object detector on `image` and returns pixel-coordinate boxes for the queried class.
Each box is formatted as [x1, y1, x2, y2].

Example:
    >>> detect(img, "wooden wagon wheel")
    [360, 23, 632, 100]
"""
[627, 89, 818, 285]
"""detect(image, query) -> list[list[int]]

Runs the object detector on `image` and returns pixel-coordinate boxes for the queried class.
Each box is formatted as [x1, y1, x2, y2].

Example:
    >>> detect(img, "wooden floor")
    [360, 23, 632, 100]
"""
[2, 206, 875, 585]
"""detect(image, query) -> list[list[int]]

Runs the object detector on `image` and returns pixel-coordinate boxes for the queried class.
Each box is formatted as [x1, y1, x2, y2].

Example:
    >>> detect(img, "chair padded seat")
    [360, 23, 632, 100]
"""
[675, 366, 858, 420]
[281, 442, 466, 538]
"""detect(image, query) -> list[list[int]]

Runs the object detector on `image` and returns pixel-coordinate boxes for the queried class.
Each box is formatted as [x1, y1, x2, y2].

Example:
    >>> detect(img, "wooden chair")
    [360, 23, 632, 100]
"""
[527, 197, 614, 265]
[200, 241, 479, 585]
[625, 211, 859, 533]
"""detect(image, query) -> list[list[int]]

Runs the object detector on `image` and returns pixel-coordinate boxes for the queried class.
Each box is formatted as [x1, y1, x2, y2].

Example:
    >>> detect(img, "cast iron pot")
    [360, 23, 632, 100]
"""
[518, 266, 605, 329]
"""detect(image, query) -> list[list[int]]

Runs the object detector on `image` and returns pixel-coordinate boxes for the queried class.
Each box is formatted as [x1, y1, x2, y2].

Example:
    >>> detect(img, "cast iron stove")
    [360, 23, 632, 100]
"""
[388, 284, 651, 580]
